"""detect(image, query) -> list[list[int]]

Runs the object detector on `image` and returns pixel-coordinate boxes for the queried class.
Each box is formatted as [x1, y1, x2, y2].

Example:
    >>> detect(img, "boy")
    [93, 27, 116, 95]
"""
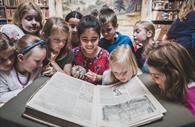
[98, 7, 134, 53]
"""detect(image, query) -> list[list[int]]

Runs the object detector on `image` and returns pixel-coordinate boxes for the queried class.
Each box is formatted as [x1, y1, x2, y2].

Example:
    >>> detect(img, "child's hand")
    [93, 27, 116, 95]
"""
[42, 64, 56, 77]
[85, 70, 97, 82]
[71, 65, 87, 79]
[50, 52, 58, 62]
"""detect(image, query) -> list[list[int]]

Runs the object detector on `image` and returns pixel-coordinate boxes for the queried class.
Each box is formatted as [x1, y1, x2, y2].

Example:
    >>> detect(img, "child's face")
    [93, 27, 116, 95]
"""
[67, 18, 80, 41]
[133, 24, 147, 45]
[0, 47, 15, 72]
[80, 28, 99, 56]
[111, 62, 133, 83]
[20, 47, 46, 73]
[101, 22, 116, 41]
[21, 9, 41, 35]
[49, 31, 68, 54]
[148, 66, 166, 90]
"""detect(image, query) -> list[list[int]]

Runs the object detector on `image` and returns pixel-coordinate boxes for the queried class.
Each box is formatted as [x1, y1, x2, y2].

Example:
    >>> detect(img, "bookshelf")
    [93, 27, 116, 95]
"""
[151, 0, 183, 40]
[152, 0, 182, 25]
[0, 0, 49, 25]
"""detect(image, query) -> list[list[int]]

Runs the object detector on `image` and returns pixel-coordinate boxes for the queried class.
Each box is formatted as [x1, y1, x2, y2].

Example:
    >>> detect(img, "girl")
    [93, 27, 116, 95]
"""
[65, 11, 83, 49]
[13, 1, 43, 36]
[41, 17, 74, 76]
[144, 41, 195, 115]
[133, 21, 155, 72]
[0, 34, 46, 103]
[165, 0, 195, 61]
[102, 44, 139, 85]
[0, 32, 15, 72]
[72, 15, 109, 84]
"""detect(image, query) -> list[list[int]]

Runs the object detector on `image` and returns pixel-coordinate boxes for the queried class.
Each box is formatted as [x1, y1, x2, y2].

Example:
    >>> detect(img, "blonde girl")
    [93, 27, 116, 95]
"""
[13, 1, 43, 36]
[133, 21, 155, 72]
[0, 34, 46, 103]
[102, 44, 139, 85]
[41, 17, 74, 76]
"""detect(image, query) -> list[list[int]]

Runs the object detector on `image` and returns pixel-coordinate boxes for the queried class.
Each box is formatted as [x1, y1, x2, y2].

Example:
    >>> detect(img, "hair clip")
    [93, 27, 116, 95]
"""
[20, 39, 45, 55]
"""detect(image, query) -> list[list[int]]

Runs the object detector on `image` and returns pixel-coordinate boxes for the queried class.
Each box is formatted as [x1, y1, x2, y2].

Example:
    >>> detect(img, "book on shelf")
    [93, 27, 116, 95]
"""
[23, 72, 166, 127]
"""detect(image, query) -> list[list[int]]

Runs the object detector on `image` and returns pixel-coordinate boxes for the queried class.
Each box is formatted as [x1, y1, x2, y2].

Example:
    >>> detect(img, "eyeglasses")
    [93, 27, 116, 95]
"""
[20, 40, 45, 55]
[52, 38, 67, 44]
[80, 38, 98, 43]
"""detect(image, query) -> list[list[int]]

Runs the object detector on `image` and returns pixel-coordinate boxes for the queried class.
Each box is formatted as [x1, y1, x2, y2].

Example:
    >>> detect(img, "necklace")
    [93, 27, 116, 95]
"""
[16, 70, 31, 88]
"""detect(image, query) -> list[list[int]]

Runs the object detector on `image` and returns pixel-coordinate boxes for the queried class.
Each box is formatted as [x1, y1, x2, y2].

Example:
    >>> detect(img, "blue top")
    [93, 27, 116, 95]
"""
[166, 11, 195, 49]
[99, 32, 133, 53]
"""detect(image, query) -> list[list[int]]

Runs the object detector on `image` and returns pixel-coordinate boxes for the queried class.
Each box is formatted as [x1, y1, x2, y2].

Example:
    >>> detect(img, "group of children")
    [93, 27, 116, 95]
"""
[0, 0, 195, 116]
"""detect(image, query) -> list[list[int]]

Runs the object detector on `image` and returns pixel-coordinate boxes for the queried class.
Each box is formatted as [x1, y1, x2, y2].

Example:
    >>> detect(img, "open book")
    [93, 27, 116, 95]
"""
[23, 72, 166, 127]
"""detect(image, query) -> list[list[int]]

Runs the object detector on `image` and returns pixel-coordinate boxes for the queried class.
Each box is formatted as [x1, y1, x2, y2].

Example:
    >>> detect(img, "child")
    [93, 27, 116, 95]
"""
[72, 15, 109, 84]
[98, 7, 134, 53]
[65, 11, 83, 48]
[0, 34, 46, 103]
[13, 1, 43, 36]
[0, 32, 15, 72]
[41, 17, 74, 76]
[144, 41, 195, 116]
[165, 0, 195, 61]
[0, 24, 24, 41]
[133, 21, 155, 72]
[102, 44, 139, 85]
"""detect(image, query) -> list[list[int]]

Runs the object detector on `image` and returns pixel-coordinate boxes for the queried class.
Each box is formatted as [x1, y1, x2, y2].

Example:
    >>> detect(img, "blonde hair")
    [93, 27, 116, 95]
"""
[179, 0, 195, 21]
[16, 34, 45, 57]
[14, 1, 43, 29]
[135, 21, 155, 39]
[109, 44, 138, 82]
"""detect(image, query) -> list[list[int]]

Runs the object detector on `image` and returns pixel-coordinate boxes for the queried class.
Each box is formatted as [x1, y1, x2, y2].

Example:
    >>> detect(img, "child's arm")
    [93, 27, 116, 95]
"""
[85, 70, 102, 83]
[63, 63, 72, 75]
[0, 76, 22, 103]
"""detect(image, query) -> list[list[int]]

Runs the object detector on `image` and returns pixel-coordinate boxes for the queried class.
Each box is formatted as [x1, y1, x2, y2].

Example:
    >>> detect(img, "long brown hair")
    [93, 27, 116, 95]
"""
[145, 41, 195, 103]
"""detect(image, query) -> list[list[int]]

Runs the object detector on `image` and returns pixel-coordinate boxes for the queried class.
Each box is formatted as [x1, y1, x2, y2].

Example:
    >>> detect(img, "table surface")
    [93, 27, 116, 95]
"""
[0, 74, 195, 127]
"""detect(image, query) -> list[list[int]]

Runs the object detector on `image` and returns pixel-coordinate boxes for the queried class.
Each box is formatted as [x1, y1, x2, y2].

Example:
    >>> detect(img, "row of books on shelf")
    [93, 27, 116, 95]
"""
[0, 8, 49, 22]
[0, 0, 48, 7]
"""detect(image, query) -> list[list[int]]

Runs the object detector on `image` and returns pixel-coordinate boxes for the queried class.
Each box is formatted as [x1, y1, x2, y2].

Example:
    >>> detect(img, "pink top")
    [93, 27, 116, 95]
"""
[186, 82, 195, 116]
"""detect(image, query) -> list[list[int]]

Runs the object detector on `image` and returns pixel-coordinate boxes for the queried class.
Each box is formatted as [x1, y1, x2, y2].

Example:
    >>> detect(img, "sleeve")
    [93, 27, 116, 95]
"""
[0, 74, 9, 97]
[102, 69, 113, 85]
[186, 87, 195, 116]
[0, 74, 22, 103]
[166, 19, 180, 39]
[65, 49, 74, 64]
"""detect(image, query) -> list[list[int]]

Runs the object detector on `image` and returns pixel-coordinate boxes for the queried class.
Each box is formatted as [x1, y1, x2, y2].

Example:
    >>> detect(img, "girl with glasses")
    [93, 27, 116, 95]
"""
[41, 17, 74, 76]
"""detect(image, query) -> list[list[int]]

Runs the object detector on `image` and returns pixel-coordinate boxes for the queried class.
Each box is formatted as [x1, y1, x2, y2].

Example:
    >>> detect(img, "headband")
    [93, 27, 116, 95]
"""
[20, 40, 45, 54]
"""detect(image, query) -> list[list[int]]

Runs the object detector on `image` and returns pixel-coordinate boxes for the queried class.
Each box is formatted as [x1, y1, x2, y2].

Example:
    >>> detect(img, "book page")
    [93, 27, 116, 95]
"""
[96, 76, 166, 127]
[26, 72, 97, 127]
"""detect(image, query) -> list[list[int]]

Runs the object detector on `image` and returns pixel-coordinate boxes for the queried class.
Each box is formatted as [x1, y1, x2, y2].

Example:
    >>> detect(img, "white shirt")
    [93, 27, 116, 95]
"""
[0, 67, 39, 103]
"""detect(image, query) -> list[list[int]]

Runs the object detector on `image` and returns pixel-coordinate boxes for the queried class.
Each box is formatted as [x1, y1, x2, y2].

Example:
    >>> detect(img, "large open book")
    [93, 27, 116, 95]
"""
[23, 72, 166, 127]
